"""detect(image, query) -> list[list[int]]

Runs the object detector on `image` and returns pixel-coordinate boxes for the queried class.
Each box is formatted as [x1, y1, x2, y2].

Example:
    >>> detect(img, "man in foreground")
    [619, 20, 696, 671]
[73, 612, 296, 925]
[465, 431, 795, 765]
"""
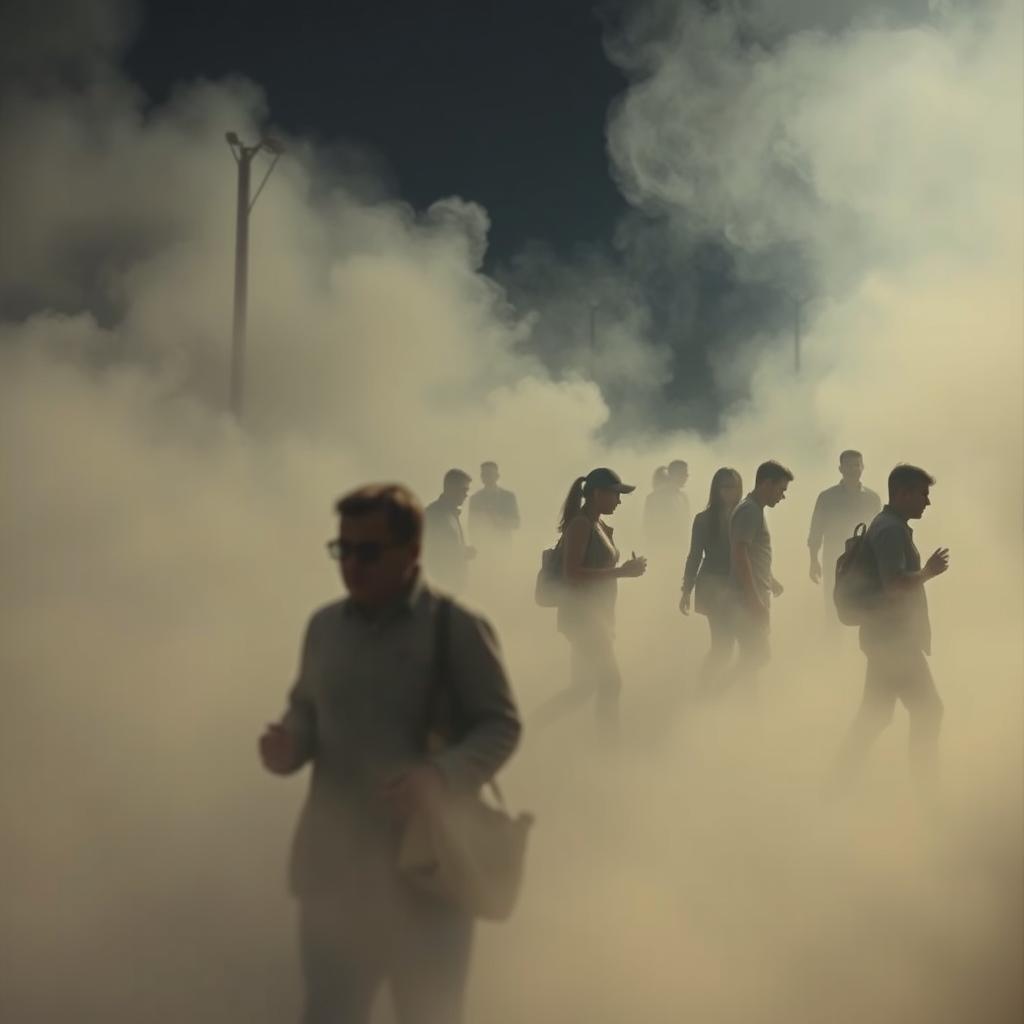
[259, 484, 521, 1024]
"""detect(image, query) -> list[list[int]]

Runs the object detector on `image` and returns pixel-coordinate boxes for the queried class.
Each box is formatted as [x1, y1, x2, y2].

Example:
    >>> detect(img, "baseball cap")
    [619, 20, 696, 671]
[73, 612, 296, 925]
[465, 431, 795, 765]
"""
[585, 467, 636, 494]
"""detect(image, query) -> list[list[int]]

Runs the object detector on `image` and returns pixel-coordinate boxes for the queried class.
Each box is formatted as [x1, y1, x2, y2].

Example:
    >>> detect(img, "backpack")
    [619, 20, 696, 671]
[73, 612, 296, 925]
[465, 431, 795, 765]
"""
[534, 540, 564, 608]
[833, 522, 882, 625]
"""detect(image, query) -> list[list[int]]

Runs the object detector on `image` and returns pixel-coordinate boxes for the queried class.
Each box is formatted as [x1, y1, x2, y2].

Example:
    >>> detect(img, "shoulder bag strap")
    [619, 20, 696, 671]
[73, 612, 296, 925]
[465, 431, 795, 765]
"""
[432, 596, 506, 809]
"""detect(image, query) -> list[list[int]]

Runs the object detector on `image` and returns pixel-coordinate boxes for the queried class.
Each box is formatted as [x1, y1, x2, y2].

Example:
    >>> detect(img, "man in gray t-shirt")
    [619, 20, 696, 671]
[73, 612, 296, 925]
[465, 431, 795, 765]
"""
[832, 464, 949, 799]
[729, 460, 793, 676]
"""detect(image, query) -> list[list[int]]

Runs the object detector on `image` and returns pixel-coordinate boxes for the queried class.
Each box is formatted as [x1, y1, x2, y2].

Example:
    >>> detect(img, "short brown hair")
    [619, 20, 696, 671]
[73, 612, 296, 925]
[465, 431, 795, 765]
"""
[443, 468, 472, 489]
[887, 464, 935, 502]
[335, 484, 424, 545]
[755, 460, 794, 485]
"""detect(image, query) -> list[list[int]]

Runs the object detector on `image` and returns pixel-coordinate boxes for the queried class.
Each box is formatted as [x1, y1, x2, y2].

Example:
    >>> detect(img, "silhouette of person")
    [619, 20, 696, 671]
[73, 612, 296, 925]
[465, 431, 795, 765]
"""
[533, 468, 646, 739]
[424, 469, 476, 593]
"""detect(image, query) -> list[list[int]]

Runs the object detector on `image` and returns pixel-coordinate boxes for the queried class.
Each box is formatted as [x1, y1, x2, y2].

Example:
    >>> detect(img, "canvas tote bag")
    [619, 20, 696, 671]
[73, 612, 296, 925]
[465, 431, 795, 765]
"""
[398, 598, 533, 921]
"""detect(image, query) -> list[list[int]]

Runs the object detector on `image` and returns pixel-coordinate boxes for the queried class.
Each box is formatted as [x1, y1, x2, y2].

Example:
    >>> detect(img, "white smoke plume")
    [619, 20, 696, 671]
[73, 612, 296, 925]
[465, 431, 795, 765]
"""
[1, 0, 1020, 1021]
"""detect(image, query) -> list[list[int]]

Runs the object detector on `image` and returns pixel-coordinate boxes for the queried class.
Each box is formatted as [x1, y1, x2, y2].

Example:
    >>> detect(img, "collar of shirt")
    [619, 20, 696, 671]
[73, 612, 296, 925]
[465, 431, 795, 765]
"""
[880, 505, 913, 534]
[437, 496, 463, 516]
[341, 570, 428, 622]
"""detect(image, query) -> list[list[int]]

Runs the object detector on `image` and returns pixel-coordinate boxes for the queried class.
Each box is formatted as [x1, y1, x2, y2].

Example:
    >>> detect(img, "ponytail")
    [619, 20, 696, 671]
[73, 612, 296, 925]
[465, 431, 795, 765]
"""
[558, 476, 588, 534]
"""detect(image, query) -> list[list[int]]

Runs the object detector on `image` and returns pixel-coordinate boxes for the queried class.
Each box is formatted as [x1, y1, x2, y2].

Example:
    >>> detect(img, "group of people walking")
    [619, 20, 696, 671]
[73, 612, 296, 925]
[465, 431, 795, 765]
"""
[420, 462, 520, 593]
[258, 449, 949, 1023]
[539, 451, 948, 805]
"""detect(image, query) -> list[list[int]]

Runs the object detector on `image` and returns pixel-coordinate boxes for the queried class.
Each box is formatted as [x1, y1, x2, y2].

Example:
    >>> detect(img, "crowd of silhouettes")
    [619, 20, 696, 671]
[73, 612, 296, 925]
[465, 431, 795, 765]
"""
[259, 451, 949, 1023]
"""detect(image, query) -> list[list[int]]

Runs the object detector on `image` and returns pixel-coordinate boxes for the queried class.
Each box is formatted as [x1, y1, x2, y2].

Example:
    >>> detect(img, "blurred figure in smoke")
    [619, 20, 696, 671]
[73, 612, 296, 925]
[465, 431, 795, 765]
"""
[832, 465, 949, 800]
[424, 469, 476, 594]
[727, 460, 793, 689]
[259, 484, 521, 1024]
[808, 450, 882, 618]
[643, 465, 669, 544]
[468, 461, 520, 548]
[680, 467, 744, 685]
[643, 458, 691, 551]
[533, 468, 647, 739]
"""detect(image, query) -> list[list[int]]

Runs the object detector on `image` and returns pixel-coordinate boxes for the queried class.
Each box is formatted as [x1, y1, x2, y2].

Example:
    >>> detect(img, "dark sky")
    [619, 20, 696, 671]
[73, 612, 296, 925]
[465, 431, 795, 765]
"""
[122, 0, 792, 431]
[124, 0, 630, 264]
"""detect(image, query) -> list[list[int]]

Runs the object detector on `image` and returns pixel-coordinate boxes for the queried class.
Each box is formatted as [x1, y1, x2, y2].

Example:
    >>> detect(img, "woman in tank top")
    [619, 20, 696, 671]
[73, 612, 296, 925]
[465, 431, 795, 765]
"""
[534, 467, 647, 737]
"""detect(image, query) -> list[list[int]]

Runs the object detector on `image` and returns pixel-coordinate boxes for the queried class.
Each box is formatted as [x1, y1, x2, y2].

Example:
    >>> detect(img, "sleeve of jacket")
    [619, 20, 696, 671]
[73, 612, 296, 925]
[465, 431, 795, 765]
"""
[808, 492, 826, 552]
[507, 492, 521, 530]
[281, 612, 320, 769]
[430, 605, 522, 793]
[681, 512, 705, 595]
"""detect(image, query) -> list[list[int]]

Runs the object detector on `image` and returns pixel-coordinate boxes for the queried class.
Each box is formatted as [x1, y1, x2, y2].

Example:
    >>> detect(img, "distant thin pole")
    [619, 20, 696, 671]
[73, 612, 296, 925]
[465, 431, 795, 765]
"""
[788, 293, 810, 376]
[225, 133, 284, 421]
[794, 296, 802, 375]
[589, 302, 597, 377]
[230, 147, 254, 419]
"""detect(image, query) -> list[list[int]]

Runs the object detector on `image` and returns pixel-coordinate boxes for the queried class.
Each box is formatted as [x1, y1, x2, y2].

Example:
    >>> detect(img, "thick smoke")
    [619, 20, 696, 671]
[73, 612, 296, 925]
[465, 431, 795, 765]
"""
[1, 1, 1021, 1022]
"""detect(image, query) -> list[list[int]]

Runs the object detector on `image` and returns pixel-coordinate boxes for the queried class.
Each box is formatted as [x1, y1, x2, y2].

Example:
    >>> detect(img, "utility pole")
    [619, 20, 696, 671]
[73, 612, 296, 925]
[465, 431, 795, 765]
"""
[794, 295, 803, 375]
[225, 132, 283, 420]
[787, 292, 810, 376]
[588, 301, 598, 378]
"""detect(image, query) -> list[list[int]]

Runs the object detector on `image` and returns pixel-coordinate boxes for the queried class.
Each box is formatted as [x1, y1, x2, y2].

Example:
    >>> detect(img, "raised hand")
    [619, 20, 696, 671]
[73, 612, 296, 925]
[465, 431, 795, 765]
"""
[621, 551, 648, 578]
[925, 547, 950, 578]
[259, 723, 298, 775]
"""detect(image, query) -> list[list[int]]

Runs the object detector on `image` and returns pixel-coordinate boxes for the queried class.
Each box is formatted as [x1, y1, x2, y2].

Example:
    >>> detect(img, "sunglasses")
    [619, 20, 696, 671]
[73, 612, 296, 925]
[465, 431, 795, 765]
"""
[326, 538, 401, 565]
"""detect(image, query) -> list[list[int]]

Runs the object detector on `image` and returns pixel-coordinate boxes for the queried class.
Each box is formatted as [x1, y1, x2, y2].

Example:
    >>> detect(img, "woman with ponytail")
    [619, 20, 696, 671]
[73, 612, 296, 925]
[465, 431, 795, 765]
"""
[535, 467, 647, 738]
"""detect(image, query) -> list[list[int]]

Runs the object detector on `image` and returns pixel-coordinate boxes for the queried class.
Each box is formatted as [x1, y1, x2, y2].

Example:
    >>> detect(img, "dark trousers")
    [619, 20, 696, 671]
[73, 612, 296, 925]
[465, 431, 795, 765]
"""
[833, 645, 943, 794]
[699, 607, 737, 681]
[298, 888, 474, 1024]
[733, 605, 771, 675]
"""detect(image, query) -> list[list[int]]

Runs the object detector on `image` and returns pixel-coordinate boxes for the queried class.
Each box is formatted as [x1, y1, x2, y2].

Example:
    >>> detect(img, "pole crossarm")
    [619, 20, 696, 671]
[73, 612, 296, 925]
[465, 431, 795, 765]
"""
[249, 152, 281, 212]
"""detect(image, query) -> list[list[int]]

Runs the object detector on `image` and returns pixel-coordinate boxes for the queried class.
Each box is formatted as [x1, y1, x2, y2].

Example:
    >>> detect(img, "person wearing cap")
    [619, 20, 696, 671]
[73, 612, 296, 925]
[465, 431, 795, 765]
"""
[533, 467, 647, 737]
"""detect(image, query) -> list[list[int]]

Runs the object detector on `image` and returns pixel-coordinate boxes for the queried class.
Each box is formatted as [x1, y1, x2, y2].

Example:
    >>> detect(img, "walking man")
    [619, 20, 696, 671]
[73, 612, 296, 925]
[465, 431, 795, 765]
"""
[468, 461, 520, 547]
[729, 460, 793, 682]
[259, 484, 521, 1023]
[832, 464, 948, 798]
[424, 469, 476, 593]
[808, 450, 882, 617]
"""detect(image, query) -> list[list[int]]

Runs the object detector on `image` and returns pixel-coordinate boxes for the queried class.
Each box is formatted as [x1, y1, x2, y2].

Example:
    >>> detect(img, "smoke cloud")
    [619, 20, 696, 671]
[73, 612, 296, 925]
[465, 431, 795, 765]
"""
[1, 0, 1020, 1021]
